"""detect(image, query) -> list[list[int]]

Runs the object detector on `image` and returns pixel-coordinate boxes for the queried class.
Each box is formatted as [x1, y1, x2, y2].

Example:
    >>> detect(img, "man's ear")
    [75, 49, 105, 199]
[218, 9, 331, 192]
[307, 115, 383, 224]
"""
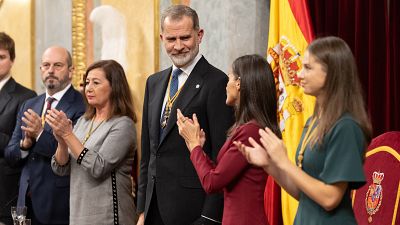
[68, 66, 74, 78]
[197, 29, 204, 44]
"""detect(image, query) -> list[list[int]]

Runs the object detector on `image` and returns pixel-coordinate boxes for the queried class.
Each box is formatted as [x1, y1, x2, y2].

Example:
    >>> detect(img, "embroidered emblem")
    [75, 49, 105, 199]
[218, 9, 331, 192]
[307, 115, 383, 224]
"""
[365, 171, 384, 223]
[291, 97, 304, 113]
[267, 36, 306, 132]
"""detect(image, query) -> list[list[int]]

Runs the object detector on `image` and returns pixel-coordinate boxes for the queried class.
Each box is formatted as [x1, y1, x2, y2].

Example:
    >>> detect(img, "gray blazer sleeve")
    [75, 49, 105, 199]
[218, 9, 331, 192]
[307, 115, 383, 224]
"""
[78, 116, 136, 179]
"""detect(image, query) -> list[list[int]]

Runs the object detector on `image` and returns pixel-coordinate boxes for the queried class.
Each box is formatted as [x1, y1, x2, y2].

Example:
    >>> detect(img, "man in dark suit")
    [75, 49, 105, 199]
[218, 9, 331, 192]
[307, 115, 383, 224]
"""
[137, 5, 234, 225]
[5, 46, 85, 225]
[0, 32, 36, 225]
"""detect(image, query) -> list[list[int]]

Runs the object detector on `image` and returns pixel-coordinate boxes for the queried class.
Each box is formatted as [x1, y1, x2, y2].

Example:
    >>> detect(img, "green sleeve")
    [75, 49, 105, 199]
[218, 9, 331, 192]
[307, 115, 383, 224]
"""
[320, 117, 366, 189]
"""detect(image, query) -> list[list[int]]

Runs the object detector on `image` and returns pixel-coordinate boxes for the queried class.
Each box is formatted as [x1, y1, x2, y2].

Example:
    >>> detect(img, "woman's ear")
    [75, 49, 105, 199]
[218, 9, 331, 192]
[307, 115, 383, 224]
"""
[236, 80, 240, 91]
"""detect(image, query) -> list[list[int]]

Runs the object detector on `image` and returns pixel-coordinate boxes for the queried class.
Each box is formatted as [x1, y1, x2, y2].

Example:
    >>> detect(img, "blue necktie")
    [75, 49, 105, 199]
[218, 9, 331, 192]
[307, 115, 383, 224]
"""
[159, 68, 183, 138]
[169, 68, 183, 98]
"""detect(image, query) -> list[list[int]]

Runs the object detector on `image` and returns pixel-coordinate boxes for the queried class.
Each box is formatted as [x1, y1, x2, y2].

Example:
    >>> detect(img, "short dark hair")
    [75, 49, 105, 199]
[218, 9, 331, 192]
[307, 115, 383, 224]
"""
[161, 5, 199, 31]
[0, 32, 16, 61]
[231, 54, 281, 138]
[82, 60, 137, 122]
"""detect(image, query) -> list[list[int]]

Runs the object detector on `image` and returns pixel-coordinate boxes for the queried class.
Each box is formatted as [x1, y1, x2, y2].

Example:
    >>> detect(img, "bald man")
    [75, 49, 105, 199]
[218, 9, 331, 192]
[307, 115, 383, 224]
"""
[5, 46, 85, 225]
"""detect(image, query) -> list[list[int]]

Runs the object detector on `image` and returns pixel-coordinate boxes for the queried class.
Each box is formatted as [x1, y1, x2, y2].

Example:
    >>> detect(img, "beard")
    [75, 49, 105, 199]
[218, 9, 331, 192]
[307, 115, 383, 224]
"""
[43, 73, 70, 93]
[46, 83, 55, 89]
[44, 75, 58, 90]
[169, 44, 199, 68]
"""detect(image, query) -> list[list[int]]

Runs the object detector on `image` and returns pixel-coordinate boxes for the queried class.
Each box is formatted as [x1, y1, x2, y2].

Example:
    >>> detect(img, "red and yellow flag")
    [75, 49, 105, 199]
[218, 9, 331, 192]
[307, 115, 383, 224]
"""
[266, 0, 315, 224]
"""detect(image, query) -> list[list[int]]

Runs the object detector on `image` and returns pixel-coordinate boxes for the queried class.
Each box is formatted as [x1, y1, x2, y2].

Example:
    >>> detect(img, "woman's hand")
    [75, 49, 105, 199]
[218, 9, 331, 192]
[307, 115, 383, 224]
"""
[259, 127, 291, 169]
[176, 109, 205, 152]
[45, 109, 73, 140]
[136, 213, 144, 225]
[234, 137, 271, 171]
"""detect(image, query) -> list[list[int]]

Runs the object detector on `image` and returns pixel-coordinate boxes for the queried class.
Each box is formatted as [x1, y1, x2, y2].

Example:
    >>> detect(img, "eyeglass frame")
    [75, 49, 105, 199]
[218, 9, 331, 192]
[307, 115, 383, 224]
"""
[39, 62, 71, 71]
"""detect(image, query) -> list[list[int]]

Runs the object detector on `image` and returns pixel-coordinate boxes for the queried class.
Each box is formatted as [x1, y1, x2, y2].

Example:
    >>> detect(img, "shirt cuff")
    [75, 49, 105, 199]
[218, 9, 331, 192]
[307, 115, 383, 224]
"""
[201, 215, 222, 224]
[20, 150, 29, 158]
[36, 130, 43, 141]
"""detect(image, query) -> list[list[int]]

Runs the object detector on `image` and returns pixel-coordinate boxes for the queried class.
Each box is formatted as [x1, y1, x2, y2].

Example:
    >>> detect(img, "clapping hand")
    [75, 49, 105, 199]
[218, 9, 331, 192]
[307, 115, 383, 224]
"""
[45, 109, 73, 142]
[235, 127, 290, 172]
[21, 109, 43, 140]
[234, 137, 271, 170]
[258, 127, 290, 167]
[176, 109, 205, 152]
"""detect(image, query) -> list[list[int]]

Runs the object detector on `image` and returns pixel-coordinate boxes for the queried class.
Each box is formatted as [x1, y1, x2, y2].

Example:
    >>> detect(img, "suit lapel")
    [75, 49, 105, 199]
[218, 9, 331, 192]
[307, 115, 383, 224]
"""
[159, 57, 208, 144]
[0, 78, 15, 114]
[29, 95, 46, 130]
[150, 69, 171, 144]
[44, 86, 75, 131]
[55, 86, 75, 114]
[0, 91, 11, 114]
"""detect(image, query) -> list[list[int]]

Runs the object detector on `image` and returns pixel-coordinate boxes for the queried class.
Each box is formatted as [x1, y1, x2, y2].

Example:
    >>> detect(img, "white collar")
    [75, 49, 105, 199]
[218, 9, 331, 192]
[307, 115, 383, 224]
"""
[172, 53, 202, 76]
[45, 83, 72, 102]
[0, 75, 11, 91]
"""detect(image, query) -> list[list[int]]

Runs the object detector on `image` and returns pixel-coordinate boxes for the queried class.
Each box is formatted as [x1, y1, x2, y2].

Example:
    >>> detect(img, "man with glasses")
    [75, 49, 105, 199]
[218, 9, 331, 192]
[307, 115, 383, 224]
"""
[0, 32, 36, 225]
[5, 46, 85, 225]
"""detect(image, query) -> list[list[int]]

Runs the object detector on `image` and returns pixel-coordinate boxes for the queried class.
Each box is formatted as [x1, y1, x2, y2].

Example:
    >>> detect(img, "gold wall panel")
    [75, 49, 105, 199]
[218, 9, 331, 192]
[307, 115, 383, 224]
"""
[100, 0, 158, 103]
[72, 0, 87, 88]
[0, 0, 34, 89]
[99, 0, 159, 172]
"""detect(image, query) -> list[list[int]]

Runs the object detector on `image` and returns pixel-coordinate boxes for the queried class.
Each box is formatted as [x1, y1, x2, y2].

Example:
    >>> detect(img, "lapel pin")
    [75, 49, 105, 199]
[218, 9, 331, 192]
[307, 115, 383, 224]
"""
[196, 84, 200, 89]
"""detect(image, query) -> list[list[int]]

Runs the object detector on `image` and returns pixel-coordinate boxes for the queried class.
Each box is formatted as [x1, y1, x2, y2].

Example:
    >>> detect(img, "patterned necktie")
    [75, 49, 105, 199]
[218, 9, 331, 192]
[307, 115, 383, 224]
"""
[169, 68, 183, 98]
[42, 97, 56, 126]
[46, 97, 56, 114]
[159, 68, 183, 137]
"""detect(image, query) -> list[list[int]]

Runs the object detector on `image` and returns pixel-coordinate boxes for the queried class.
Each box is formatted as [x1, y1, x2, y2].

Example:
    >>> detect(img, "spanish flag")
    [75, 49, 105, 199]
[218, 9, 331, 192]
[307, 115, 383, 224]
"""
[266, 0, 315, 225]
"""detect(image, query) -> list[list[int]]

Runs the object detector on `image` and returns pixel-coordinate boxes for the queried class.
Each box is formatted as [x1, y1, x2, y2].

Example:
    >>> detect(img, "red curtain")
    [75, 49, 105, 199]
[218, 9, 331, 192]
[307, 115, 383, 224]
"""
[306, 0, 400, 136]
[388, 0, 400, 134]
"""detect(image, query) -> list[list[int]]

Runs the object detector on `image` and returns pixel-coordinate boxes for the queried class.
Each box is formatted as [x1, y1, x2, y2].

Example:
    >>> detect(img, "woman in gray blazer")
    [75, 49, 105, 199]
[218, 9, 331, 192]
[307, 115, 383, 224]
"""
[47, 60, 138, 225]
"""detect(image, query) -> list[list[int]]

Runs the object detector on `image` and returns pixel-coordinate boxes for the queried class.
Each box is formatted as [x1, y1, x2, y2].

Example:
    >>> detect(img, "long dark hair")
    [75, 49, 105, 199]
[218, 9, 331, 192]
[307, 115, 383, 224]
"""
[307, 36, 372, 146]
[82, 60, 137, 122]
[230, 54, 281, 138]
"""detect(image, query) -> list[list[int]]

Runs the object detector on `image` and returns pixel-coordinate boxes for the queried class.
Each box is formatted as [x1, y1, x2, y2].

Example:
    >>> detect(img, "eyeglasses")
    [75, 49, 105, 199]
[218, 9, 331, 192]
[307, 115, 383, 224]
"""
[40, 62, 67, 71]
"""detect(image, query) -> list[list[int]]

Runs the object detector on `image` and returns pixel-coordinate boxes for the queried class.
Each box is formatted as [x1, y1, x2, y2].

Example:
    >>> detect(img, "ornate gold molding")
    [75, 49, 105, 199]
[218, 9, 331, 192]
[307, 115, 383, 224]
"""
[72, 0, 87, 88]
[171, 0, 180, 5]
[154, 0, 160, 71]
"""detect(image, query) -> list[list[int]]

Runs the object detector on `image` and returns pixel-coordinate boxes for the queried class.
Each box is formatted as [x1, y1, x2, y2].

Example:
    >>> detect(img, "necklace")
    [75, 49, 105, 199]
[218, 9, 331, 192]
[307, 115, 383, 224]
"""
[82, 117, 105, 145]
[297, 117, 318, 168]
[160, 73, 185, 129]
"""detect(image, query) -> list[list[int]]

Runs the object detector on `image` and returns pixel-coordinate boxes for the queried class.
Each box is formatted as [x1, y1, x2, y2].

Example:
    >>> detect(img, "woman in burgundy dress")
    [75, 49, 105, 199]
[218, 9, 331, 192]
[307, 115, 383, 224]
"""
[177, 54, 280, 225]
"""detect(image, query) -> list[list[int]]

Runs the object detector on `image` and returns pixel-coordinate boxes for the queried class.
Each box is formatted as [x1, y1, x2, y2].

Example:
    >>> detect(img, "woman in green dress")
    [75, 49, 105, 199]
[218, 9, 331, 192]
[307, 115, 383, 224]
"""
[236, 36, 372, 225]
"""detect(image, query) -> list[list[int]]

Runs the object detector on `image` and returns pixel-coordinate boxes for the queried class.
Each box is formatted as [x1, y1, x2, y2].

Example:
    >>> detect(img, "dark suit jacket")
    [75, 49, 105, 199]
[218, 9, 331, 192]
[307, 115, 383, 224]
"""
[137, 57, 234, 225]
[0, 78, 36, 224]
[4, 86, 85, 224]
